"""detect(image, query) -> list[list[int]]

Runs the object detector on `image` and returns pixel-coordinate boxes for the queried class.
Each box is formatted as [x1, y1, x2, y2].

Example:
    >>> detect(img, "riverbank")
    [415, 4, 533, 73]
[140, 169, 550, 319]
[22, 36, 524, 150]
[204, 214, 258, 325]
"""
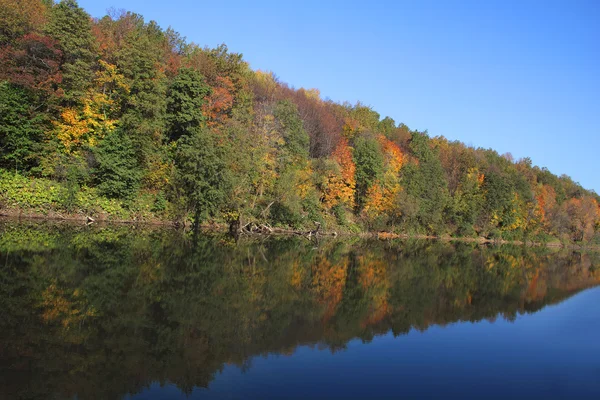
[2, 210, 598, 252]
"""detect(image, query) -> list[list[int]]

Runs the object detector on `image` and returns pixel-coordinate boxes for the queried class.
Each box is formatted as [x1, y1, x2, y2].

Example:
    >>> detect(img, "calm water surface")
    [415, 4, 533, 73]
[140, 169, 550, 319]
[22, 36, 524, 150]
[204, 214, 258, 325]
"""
[1, 221, 599, 399]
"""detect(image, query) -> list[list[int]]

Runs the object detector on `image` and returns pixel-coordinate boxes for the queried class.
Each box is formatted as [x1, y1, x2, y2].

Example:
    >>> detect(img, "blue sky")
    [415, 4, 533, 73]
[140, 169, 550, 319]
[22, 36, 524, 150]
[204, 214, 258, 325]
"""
[79, 0, 600, 193]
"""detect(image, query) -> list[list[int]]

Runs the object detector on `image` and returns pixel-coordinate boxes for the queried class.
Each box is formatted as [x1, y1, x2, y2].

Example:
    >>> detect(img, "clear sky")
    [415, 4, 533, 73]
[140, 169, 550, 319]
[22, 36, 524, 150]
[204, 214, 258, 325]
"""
[78, 0, 600, 193]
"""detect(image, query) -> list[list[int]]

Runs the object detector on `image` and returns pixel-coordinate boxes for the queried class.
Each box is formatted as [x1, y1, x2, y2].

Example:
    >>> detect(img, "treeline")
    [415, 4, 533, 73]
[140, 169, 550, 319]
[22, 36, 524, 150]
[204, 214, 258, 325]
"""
[1, 0, 599, 242]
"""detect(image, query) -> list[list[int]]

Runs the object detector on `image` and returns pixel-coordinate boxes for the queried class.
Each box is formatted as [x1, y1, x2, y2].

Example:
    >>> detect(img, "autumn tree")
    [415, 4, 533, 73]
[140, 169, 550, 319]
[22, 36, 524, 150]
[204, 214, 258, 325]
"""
[0, 0, 48, 45]
[52, 60, 128, 152]
[0, 33, 63, 99]
[360, 135, 404, 228]
[554, 197, 599, 242]
[321, 138, 356, 211]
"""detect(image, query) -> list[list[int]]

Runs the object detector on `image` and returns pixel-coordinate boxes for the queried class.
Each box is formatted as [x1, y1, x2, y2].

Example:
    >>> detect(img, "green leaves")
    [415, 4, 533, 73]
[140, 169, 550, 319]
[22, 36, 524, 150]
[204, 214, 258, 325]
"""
[45, 0, 96, 105]
[273, 100, 309, 163]
[93, 129, 141, 199]
[0, 82, 45, 173]
[166, 67, 211, 142]
[172, 128, 231, 226]
[353, 134, 384, 212]
[401, 132, 449, 233]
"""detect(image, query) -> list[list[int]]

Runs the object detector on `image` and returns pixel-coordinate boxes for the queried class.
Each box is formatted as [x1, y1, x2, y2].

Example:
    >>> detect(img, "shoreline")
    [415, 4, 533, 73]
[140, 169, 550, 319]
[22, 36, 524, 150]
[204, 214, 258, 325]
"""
[1, 209, 598, 251]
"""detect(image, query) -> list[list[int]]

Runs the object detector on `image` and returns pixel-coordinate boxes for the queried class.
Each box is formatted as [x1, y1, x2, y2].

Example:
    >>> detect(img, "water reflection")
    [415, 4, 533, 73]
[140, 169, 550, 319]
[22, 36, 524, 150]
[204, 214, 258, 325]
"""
[0, 221, 599, 399]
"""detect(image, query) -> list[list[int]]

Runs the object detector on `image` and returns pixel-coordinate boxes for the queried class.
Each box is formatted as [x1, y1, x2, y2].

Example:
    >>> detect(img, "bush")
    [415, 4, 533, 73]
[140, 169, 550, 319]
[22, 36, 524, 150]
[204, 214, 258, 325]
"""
[270, 201, 301, 228]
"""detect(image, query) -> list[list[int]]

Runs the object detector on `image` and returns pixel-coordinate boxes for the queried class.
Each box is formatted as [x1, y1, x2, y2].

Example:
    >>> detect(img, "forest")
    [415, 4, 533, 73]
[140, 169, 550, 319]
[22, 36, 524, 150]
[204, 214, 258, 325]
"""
[1, 0, 599, 243]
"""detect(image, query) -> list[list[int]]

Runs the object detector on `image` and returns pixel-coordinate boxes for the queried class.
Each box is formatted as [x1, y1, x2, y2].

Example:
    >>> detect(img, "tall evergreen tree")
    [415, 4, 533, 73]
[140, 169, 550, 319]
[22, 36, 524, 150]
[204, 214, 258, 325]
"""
[172, 128, 230, 230]
[116, 16, 168, 171]
[166, 67, 211, 142]
[0, 82, 44, 172]
[45, 0, 96, 105]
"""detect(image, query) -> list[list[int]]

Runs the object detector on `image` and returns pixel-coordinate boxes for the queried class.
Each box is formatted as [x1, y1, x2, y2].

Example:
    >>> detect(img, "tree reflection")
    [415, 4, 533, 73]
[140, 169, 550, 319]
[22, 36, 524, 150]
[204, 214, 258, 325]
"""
[1, 221, 599, 399]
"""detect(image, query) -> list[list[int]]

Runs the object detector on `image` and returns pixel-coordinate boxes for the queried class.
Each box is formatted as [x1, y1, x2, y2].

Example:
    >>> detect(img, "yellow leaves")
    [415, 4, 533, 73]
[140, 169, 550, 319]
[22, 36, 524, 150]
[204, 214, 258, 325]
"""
[253, 70, 279, 92]
[302, 88, 321, 101]
[290, 261, 304, 290]
[143, 156, 172, 190]
[54, 97, 116, 151]
[311, 257, 348, 322]
[362, 183, 386, 214]
[296, 165, 314, 199]
[378, 135, 404, 174]
[503, 193, 527, 231]
[53, 60, 127, 151]
[41, 282, 96, 330]
[253, 151, 278, 195]
[342, 117, 360, 139]
[96, 60, 130, 95]
[362, 181, 402, 219]
[54, 108, 88, 151]
[323, 138, 356, 209]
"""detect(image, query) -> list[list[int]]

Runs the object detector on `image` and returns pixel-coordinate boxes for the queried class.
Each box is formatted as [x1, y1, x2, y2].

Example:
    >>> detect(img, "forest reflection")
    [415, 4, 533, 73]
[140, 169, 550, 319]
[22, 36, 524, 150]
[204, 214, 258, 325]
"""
[1, 221, 599, 400]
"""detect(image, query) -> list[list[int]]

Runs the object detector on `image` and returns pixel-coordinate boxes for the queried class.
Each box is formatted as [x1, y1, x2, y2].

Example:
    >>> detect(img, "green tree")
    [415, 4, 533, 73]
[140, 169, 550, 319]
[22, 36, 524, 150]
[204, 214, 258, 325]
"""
[378, 116, 396, 138]
[116, 16, 168, 176]
[0, 82, 45, 173]
[353, 134, 384, 212]
[166, 67, 211, 142]
[92, 129, 141, 199]
[401, 132, 449, 233]
[172, 128, 230, 230]
[273, 100, 309, 163]
[45, 0, 96, 105]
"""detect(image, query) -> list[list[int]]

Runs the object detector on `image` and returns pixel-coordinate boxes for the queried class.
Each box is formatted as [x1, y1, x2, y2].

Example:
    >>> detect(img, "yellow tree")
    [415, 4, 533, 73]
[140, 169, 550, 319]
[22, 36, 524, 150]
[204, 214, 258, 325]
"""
[322, 138, 356, 210]
[53, 60, 129, 151]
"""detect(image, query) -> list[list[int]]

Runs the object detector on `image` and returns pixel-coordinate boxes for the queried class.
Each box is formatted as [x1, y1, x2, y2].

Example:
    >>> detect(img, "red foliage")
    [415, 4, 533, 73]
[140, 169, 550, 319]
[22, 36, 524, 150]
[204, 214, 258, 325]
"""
[91, 11, 138, 64]
[248, 73, 344, 157]
[0, 0, 48, 44]
[0, 33, 63, 96]
[288, 89, 343, 157]
[203, 76, 235, 127]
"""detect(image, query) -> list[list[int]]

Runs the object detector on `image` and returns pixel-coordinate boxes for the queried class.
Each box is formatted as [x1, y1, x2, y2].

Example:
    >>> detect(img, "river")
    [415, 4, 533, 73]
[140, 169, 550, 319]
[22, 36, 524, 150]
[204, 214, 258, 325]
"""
[1, 221, 599, 399]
